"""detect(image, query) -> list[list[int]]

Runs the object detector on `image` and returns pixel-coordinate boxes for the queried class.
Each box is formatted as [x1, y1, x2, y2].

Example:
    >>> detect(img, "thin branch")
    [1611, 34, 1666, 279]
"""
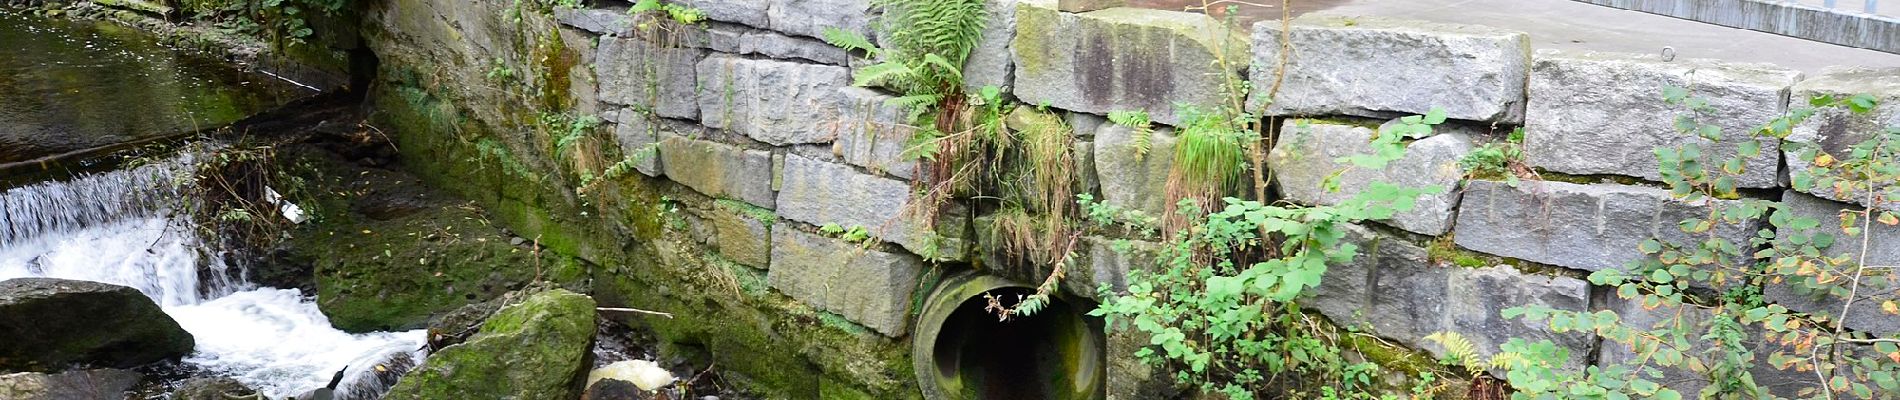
[598, 307, 676, 319]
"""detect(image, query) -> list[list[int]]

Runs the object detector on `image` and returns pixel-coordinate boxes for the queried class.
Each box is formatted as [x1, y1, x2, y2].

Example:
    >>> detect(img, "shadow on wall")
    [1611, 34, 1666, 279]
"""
[1129, 0, 1347, 25]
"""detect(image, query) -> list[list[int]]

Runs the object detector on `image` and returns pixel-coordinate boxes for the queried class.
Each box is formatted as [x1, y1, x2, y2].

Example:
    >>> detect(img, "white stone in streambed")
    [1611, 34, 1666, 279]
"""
[587, 360, 676, 391]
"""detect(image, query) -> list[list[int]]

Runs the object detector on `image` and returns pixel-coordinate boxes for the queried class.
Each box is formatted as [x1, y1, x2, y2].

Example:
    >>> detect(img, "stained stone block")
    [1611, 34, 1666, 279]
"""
[658, 136, 777, 209]
[1443, 265, 1593, 374]
[1250, 15, 1530, 124]
[1011, 5, 1246, 126]
[738, 30, 850, 65]
[553, 8, 631, 36]
[1454, 180, 1760, 272]
[709, 203, 773, 268]
[964, 0, 1019, 92]
[1267, 119, 1472, 235]
[767, 228, 922, 336]
[611, 117, 673, 177]
[1524, 50, 1798, 188]
[695, 55, 852, 146]
[675, 0, 770, 29]
[767, 0, 875, 40]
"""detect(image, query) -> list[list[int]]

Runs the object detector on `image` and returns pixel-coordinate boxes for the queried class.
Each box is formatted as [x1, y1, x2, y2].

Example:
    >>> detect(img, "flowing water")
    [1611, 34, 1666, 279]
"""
[0, 11, 419, 399]
[0, 156, 426, 398]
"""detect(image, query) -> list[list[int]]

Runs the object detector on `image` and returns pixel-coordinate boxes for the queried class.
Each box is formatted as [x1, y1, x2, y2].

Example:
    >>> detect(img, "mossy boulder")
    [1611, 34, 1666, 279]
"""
[384, 289, 598, 400]
[0, 278, 194, 372]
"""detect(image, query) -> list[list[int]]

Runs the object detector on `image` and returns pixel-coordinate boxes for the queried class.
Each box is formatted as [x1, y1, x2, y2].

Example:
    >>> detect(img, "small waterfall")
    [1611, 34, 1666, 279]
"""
[0, 155, 425, 398]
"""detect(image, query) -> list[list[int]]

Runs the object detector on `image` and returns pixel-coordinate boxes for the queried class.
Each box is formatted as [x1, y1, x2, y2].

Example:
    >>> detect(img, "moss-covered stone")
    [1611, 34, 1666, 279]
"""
[384, 289, 597, 400]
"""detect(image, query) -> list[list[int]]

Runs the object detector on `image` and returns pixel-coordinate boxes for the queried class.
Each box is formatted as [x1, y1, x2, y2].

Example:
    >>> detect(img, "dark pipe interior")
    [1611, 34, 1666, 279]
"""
[931, 287, 1093, 400]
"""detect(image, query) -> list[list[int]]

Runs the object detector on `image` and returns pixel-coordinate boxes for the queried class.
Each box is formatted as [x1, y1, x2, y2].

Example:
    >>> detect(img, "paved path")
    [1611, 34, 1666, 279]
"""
[1131, 0, 1900, 74]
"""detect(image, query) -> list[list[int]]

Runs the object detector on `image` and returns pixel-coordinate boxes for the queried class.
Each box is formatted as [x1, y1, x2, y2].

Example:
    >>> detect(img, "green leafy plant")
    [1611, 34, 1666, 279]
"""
[820, 0, 986, 119]
[1457, 127, 1532, 186]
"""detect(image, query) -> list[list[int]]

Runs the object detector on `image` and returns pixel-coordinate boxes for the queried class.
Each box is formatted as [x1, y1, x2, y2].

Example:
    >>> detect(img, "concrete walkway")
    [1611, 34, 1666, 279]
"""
[1133, 0, 1900, 74]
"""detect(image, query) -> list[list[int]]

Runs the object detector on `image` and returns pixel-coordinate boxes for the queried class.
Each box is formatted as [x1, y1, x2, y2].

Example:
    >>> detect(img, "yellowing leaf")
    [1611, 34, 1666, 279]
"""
[1815, 154, 1836, 167]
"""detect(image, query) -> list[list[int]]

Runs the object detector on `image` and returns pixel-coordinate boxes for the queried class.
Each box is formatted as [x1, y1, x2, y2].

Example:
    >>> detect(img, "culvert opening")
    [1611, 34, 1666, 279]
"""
[913, 274, 1104, 400]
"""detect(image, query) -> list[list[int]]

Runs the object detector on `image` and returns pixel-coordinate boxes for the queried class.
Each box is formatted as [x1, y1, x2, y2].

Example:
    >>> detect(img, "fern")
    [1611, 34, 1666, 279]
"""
[1108, 110, 1154, 159]
[1424, 331, 1530, 377]
[820, 27, 882, 58]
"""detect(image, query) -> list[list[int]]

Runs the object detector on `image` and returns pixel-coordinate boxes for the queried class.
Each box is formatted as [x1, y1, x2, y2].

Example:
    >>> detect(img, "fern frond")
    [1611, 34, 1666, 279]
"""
[820, 26, 882, 57]
[1424, 331, 1484, 374]
[1109, 110, 1154, 159]
[852, 61, 915, 88]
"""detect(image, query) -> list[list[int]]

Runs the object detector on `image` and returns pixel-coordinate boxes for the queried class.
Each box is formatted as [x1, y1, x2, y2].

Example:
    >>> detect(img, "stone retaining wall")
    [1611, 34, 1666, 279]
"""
[389, 0, 1900, 396]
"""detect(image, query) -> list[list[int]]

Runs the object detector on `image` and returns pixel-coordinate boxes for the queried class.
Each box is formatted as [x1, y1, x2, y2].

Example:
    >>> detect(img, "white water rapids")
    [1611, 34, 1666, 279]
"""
[0, 159, 424, 398]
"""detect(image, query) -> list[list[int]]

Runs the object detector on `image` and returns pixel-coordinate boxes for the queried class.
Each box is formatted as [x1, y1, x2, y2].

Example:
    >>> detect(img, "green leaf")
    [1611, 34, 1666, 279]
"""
[1422, 107, 1447, 125]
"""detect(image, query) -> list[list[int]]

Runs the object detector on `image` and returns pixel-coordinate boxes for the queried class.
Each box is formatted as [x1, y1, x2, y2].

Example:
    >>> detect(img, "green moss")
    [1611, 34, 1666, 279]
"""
[816, 311, 874, 336]
[1342, 334, 1442, 378]
[1426, 235, 1504, 269]
[715, 198, 777, 227]
[385, 290, 596, 400]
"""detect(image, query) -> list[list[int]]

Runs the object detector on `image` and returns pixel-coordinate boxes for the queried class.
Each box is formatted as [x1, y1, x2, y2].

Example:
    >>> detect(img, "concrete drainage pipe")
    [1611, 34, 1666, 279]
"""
[911, 272, 1106, 400]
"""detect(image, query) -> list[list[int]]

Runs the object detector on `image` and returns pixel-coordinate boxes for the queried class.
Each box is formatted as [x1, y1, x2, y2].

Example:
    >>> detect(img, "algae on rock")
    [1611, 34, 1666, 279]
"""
[384, 289, 599, 400]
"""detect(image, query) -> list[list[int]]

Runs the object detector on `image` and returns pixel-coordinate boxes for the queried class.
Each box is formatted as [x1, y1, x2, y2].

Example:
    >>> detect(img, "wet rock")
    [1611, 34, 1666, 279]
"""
[1453, 180, 1760, 273]
[1784, 67, 1900, 208]
[1267, 119, 1473, 235]
[581, 378, 651, 400]
[1058, 0, 1123, 12]
[1251, 15, 1530, 124]
[657, 135, 777, 209]
[767, 228, 924, 337]
[1011, 5, 1246, 126]
[1092, 123, 1176, 218]
[599, 37, 707, 120]
[385, 289, 598, 400]
[0, 278, 194, 372]
[171, 376, 259, 400]
[695, 55, 851, 146]
[0, 369, 141, 400]
[1524, 50, 1797, 188]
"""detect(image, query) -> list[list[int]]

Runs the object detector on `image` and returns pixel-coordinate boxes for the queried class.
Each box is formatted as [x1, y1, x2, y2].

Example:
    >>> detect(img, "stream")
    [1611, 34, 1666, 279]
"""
[0, 11, 422, 398]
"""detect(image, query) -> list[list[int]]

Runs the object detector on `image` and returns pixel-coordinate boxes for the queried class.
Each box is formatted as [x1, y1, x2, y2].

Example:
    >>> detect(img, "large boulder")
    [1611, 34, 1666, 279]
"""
[0, 369, 142, 400]
[1524, 50, 1798, 188]
[1250, 15, 1530, 124]
[0, 278, 194, 372]
[170, 376, 260, 400]
[384, 289, 598, 400]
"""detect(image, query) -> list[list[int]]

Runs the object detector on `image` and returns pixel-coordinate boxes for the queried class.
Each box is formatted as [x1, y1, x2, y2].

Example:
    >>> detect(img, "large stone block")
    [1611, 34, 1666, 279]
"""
[1443, 265, 1593, 374]
[1093, 123, 1176, 218]
[1078, 236, 1161, 300]
[610, 115, 680, 177]
[1524, 50, 1798, 188]
[833, 87, 918, 180]
[963, 0, 1018, 92]
[554, 7, 632, 36]
[1012, 5, 1247, 126]
[696, 55, 852, 146]
[598, 37, 706, 120]
[777, 154, 963, 259]
[739, 29, 851, 65]
[675, 0, 770, 29]
[658, 136, 777, 209]
[1456, 180, 1760, 272]
[1303, 226, 1592, 372]
[1267, 119, 1472, 235]
[1784, 67, 1900, 209]
[710, 202, 774, 268]
[1766, 191, 1900, 336]
[768, 0, 875, 40]
[767, 228, 923, 336]
[1250, 15, 1530, 124]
